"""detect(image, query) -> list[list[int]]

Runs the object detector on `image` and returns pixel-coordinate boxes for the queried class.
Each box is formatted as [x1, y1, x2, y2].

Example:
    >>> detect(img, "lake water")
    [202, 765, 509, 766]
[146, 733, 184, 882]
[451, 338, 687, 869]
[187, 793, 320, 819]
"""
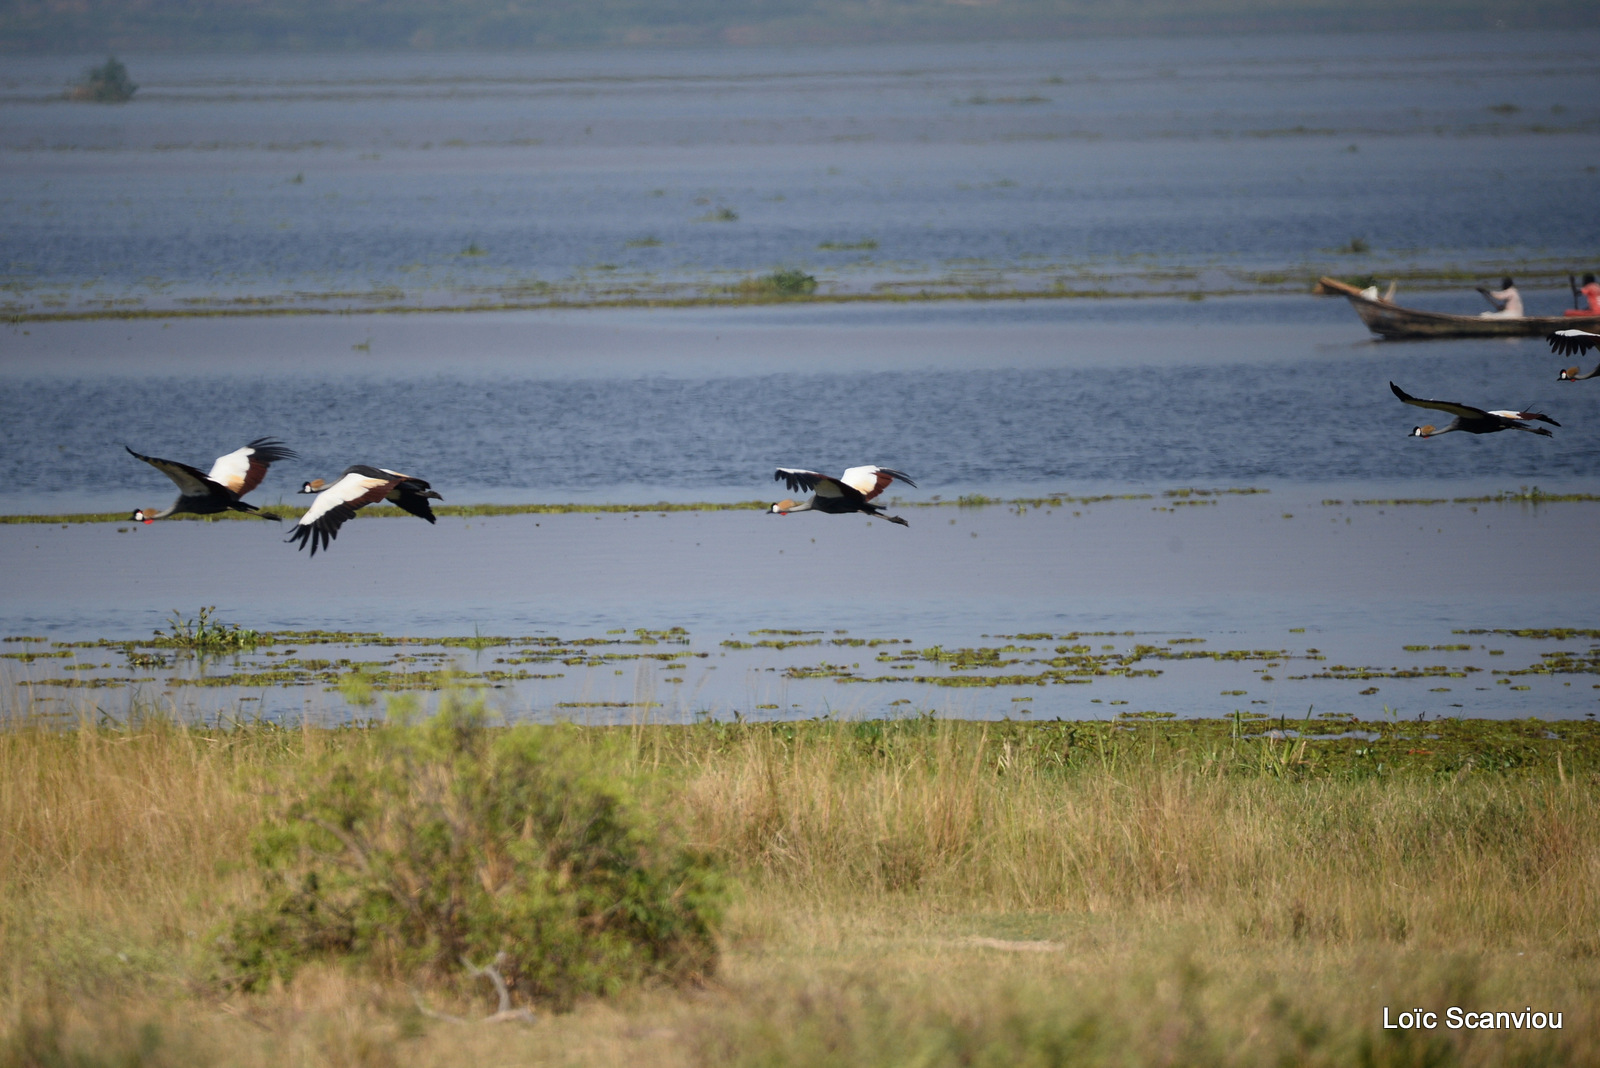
[2, 33, 1599, 722]
[4, 481, 1598, 724]
[3, 32, 1599, 313]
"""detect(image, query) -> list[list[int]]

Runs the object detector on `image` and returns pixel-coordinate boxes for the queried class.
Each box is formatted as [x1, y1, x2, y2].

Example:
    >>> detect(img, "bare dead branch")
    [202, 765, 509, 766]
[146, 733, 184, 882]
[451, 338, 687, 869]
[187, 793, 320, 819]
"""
[463, 952, 537, 1024]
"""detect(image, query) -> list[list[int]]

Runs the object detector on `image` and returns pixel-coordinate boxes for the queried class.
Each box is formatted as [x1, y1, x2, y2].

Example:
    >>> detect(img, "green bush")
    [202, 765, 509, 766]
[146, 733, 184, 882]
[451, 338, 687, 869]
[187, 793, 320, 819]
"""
[732, 269, 818, 298]
[68, 56, 137, 103]
[765, 269, 817, 295]
[220, 698, 726, 1010]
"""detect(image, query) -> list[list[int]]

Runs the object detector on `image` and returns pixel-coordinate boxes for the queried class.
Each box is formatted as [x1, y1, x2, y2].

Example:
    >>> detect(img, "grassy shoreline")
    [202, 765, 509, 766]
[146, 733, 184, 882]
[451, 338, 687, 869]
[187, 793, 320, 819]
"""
[6, 263, 1591, 324]
[9, 486, 1600, 526]
[2, 713, 1596, 1066]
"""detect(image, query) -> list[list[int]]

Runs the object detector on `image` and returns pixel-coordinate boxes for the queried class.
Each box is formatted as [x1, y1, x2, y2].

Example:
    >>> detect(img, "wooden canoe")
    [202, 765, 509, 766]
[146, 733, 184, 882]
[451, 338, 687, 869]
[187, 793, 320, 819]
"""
[1315, 276, 1600, 339]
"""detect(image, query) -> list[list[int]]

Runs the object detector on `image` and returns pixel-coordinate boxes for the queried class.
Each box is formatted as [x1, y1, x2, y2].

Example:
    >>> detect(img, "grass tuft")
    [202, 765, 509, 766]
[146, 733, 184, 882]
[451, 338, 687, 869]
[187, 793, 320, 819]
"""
[149, 606, 259, 651]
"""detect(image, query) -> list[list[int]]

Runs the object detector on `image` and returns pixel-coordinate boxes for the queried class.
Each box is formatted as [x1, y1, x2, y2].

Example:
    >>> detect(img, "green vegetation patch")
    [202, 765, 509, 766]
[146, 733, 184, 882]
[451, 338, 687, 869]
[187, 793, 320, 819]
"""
[1344, 487, 1600, 507]
[1459, 628, 1600, 641]
[66, 55, 136, 103]
[149, 606, 260, 651]
[770, 640, 1304, 687]
[727, 269, 817, 298]
[220, 699, 726, 1010]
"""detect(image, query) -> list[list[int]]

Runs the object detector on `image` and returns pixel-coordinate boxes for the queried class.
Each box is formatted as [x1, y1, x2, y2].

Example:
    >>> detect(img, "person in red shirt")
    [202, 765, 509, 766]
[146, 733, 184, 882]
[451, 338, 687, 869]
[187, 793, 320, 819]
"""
[1567, 273, 1600, 317]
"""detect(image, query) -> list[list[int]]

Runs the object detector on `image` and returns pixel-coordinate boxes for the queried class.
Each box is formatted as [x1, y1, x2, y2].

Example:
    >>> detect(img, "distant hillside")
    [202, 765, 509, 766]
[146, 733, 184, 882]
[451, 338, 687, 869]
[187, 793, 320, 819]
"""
[2, 0, 1589, 54]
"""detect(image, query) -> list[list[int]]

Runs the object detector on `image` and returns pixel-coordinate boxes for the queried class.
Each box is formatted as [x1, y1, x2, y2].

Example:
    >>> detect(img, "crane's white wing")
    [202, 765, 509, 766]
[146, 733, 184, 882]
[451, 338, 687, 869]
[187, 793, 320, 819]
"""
[285, 470, 399, 556]
[1486, 410, 1559, 426]
[208, 438, 297, 496]
[839, 465, 917, 501]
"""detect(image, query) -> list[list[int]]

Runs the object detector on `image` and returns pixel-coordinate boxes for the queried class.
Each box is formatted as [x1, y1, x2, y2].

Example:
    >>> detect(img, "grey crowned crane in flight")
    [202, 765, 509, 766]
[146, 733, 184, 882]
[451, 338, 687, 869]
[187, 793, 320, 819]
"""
[1548, 329, 1600, 381]
[1389, 382, 1558, 438]
[770, 466, 916, 527]
[287, 466, 443, 556]
[126, 438, 297, 522]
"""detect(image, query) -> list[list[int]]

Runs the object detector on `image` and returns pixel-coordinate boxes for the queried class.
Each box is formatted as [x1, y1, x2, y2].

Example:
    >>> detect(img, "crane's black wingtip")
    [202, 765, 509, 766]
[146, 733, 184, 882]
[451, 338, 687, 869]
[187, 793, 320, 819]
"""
[1548, 331, 1600, 357]
[246, 439, 299, 464]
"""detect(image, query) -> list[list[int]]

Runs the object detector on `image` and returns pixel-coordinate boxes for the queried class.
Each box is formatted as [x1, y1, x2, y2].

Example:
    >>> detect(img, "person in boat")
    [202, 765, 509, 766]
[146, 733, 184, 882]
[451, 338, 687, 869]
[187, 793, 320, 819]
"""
[1567, 273, 1600, 317]
[1476, 277, 1523, 319]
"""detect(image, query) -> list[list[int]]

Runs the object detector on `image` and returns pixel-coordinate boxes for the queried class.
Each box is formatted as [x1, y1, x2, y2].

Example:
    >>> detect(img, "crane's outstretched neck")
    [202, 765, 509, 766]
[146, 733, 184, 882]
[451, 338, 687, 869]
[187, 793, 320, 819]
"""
[769, 498, 813, 515]
[132, 503, 179, 523]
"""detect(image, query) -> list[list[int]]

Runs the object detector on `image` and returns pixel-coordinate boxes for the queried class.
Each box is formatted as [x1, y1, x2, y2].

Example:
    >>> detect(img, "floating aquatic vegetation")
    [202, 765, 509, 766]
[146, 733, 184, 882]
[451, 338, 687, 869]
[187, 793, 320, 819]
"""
[1341, 488, 1600, 507]
[556, 701, 662, 709]
[1491, 647, 1600, 678]
[11, 618, 1596, 727]
[0, 650, 70, 662]
[1458, 628, 1600, 641]
[151, 606, 260, 652]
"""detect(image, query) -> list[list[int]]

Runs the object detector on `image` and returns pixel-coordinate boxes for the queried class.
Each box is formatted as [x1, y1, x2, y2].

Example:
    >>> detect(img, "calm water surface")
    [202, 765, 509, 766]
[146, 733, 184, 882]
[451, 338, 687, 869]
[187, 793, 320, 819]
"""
[3, 32, 1598, 313]
[5, 299, 1600, 514]
[4, 489, 1597, 722]
[3, 301, 1599, 721]
[3, 32, 1598, 721]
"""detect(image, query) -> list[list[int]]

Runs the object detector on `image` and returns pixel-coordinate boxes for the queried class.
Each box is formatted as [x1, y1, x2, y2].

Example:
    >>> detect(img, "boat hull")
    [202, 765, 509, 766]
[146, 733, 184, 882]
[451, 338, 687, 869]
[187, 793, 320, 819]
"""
[1316, 277, 1600, 339]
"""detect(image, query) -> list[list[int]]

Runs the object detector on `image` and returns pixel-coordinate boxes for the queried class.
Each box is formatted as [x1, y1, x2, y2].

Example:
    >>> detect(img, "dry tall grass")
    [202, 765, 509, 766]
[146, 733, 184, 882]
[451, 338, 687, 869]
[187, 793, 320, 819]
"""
[2, 709, 1596, 1066]
[661, 720, 1599, 948]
